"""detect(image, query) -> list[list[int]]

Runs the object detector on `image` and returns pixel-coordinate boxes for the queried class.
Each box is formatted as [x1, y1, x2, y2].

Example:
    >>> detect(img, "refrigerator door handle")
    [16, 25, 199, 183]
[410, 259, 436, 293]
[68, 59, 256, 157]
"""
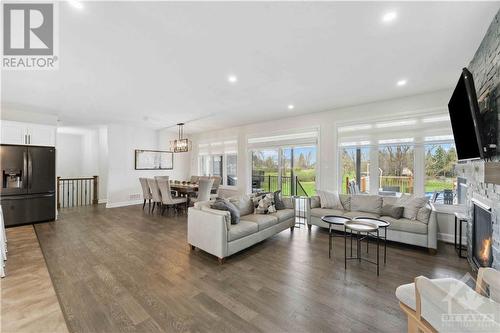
[28, 151, 33, 190]
[23, 150, 28, 189]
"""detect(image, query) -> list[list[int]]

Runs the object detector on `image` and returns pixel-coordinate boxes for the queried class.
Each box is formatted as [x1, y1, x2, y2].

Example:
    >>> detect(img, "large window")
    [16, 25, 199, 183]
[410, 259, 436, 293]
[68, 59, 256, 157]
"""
[199, 154, 238, 186]
[424, 142, 457, 201]
[378, 145, 414, 195]
[340, 147, 370, 194]
[251, 146, 317, 196]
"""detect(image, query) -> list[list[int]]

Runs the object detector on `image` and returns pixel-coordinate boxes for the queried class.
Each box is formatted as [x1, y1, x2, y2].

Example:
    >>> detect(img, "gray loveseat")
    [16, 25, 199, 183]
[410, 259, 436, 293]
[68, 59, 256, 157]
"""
[308, 194, 437, 252]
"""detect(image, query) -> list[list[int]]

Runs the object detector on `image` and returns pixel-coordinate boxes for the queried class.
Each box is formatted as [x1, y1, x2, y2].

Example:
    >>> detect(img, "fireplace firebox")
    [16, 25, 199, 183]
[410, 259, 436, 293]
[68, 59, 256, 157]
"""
[471, 199, 493, 269]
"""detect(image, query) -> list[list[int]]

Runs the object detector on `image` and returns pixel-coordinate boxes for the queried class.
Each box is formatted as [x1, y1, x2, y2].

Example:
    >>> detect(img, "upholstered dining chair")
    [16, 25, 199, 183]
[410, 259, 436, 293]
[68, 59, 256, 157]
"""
[154, 176, 177, 197]
[210, 176, 222, 199]
[147, 178, 162, 213]
[139, 178, 152, 211]
[156, 178, 188, 215]
[191, 177, 214, 204]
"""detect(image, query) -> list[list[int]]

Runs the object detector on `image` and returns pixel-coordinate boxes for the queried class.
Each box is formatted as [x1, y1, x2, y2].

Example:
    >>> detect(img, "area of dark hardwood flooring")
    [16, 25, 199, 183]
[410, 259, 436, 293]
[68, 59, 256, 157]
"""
[34, 204, 470, 333]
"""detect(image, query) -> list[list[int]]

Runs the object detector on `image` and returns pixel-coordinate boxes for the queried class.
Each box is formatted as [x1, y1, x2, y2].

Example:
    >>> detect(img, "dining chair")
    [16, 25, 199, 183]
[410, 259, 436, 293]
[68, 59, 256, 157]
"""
[147, 178, 162, 213]
[139, 178, 152, 211]
[191, 177, 214, 203]
[156, 178, 188, 215]
[155, 176, 178, 197]
[210, 176, 222, 199]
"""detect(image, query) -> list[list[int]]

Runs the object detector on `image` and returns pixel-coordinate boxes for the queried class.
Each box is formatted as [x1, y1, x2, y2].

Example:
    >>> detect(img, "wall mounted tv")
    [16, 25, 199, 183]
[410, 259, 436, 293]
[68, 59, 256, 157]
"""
[448, 68, 485, 161]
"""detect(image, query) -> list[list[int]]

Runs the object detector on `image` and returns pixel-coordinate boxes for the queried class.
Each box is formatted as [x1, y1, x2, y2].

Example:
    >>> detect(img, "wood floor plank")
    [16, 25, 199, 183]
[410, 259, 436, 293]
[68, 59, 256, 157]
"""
[32, 204, 470, 333]
[1, 225, 68, 333]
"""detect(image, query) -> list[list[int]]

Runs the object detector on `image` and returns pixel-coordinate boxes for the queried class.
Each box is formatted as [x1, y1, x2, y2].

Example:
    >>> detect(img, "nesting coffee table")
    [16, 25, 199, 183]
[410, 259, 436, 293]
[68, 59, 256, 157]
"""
[320, 215, 351, 260]
[344, 220, 382, 276]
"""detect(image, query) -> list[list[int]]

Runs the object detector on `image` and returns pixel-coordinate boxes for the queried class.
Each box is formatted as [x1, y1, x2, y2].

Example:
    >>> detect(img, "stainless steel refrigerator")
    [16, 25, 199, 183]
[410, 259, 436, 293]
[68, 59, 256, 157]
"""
[0, 144, 56, 227]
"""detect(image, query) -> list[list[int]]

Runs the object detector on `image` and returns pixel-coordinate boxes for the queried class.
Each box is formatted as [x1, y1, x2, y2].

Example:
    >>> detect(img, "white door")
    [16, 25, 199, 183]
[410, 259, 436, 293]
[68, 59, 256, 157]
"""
[28, 124, 56, 146]
[0, 121, 27, 145]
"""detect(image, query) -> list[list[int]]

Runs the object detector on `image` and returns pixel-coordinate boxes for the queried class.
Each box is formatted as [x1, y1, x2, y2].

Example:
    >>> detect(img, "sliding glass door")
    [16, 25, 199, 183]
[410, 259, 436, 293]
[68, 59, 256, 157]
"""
[251, 146, 316, 196]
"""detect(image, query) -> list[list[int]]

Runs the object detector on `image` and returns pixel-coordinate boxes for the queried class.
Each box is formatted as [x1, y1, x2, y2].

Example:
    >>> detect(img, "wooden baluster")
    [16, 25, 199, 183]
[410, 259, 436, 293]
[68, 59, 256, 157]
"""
[93, 176, 98, 205]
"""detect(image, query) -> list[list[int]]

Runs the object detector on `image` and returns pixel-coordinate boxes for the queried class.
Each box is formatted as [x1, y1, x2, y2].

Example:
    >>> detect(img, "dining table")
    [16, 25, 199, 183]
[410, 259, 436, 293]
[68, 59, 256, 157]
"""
[170, 183, 198, 197]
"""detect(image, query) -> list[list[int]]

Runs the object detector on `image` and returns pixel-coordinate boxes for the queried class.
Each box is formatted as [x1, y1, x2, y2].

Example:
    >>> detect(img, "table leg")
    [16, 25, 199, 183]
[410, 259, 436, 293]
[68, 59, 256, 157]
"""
[454, 215, 458, 250]
[384, 227, 387, 264]
[350, 231, 353, 257]
[377, 229, 380, 276]
[329, 224, 332, 259]
[357, 231, 361, 262]
[366, 235, 369, 253]
[344, 226, 347, 270]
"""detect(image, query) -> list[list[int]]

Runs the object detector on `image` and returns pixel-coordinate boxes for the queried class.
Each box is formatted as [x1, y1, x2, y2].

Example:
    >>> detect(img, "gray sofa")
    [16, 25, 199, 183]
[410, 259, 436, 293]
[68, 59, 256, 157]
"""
[188, 195, 296, 262]
[308, 194, 437, 252]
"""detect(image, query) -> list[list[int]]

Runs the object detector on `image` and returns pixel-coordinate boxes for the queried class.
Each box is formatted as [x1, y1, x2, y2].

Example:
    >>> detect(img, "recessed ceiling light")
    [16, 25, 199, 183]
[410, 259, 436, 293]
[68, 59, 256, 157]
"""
[382, 11, 397, 23]
[288, 104, 295, 110]
[227, 75, 238, 83]
[67, 0, 84, 10]
[397, 79, 407, 87]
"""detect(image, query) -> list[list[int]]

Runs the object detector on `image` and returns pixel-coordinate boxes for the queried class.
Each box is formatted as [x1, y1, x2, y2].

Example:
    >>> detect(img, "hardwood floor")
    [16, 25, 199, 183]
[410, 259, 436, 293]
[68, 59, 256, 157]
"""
[1, 225, 68, 333]
[33, 204, 470, 333]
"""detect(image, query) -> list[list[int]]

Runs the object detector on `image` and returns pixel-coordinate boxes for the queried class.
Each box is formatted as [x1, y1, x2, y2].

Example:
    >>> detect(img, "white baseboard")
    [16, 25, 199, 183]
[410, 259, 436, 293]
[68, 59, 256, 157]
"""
[106, 199, 143, 208]
[438, 232, 467, 245]
[98, 199, 107, 204]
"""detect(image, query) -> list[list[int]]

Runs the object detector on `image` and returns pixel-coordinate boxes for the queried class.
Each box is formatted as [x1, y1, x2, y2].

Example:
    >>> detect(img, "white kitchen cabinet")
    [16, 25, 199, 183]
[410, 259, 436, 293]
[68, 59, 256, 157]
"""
[0, 120, 56, 146]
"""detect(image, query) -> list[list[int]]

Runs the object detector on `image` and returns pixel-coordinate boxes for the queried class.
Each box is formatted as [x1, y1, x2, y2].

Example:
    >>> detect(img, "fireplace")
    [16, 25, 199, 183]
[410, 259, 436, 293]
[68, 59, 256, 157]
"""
[471, 199, 493, 269]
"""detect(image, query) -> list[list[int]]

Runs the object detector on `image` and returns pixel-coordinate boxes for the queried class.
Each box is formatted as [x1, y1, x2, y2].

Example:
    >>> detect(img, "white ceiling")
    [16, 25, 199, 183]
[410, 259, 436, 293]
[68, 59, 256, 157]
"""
[2, 1, 499, 133]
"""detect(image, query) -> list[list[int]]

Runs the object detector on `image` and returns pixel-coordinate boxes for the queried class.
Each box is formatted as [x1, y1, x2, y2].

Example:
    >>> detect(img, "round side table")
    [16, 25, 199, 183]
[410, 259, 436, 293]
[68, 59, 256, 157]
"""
[344, 220, 381, 276]
[321, 215, 351, 260]
[352, 216, 390, 264]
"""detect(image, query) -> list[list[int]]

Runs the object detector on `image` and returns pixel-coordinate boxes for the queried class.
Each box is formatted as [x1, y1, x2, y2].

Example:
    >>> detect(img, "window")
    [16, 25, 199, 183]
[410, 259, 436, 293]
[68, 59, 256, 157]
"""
[340, 147, 370, 194]
[198, 154, 237, 186]
[226, 153, 237, 186]
[198, 140, 238, 187]
[424, 142, 457, 202]
[251, 146, 317, 196]
[378, 145, 414, 195]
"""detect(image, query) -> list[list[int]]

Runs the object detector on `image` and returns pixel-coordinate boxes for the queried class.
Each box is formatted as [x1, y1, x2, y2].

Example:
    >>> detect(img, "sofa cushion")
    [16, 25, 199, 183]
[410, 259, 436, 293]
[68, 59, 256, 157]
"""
[350, 195, 383, 215]
[380, 216, 428, 234]
[240, 214, 278, 231]
[310, 208, 345, 218]
[270, 209, 295, 223]
[381, 204, 404, 219]
[317, 190, 343, 209]
[344, 211, 380, 219]
[339, 194, 351, 211]
[396, 195, 428, 220]
[228, 221, 259, 241]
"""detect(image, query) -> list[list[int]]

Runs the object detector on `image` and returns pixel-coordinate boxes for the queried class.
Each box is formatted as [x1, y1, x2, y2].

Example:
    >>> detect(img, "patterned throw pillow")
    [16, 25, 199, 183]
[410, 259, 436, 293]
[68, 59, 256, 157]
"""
[255, 193, 275, 214]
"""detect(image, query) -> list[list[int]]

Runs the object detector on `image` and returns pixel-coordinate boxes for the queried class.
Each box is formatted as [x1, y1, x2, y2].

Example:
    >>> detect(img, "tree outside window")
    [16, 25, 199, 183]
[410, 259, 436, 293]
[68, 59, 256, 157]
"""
[378, 145, 414, 194]
[424, 143, 457, 199]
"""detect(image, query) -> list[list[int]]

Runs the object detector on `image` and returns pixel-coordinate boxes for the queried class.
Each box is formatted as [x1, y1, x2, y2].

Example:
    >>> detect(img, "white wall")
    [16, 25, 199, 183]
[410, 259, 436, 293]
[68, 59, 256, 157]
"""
[105, 125, 190, 208]
[56, 133, 84, 177]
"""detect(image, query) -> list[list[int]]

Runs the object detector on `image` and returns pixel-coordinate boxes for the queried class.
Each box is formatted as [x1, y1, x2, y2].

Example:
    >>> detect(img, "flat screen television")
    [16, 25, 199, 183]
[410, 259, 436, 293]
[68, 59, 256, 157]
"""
[448, 68, 484, 161]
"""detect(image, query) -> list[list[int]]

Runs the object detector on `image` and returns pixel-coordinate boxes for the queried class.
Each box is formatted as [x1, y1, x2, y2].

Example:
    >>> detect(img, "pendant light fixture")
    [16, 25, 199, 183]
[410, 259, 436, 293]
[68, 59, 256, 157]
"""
[170, 123, 192, 153]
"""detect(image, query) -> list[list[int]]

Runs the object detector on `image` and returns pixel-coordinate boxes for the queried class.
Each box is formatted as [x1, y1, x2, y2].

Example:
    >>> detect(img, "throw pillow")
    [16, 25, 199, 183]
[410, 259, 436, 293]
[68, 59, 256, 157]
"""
[255, 193, 274, 214]
[211, 198, 240, 224]
[381, 204, 404, 219]
[350, 195, 383, 215]
[228, 195, 254, 216]
[317, 190, 343, 209]
[339, 194, 351, 211]
[397, 196, 428, 220]
[310, 196, 321, 209]
[417, 206, 431, 224]
[274, 190, 286, 210]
